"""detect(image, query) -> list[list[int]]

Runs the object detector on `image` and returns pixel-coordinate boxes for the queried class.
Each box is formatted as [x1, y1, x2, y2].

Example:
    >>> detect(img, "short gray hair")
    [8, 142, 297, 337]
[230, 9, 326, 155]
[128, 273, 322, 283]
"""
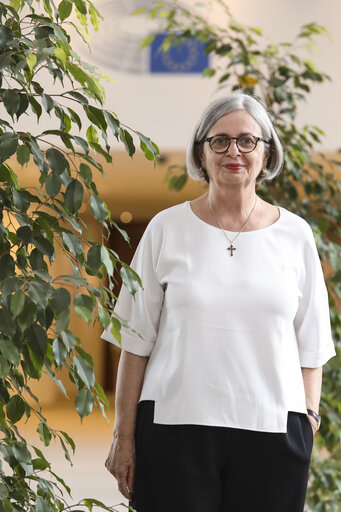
[186, 94, 283, 184]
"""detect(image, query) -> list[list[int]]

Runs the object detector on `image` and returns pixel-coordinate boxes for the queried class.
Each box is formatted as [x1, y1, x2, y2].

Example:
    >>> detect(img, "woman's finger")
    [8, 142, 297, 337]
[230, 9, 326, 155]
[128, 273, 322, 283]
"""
[127, 460, 135, 497]
[117, 462, 133, 499]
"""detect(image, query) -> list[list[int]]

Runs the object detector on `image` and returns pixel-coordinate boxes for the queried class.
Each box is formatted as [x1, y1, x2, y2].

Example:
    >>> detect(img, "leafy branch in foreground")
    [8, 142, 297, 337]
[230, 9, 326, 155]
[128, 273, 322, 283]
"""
[0, 0, 159, 510]
[137, 2, 341, 511]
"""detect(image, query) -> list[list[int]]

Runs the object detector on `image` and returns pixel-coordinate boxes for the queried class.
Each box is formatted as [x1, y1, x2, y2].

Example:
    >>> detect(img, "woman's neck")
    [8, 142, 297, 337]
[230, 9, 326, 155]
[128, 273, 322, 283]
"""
[207, 187, 258, 221]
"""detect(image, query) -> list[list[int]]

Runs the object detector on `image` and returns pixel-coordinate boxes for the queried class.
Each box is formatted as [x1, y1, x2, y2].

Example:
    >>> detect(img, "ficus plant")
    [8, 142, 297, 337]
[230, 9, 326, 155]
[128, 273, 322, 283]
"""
[137, 2, 341, 511]
[0, 0, 158, 510]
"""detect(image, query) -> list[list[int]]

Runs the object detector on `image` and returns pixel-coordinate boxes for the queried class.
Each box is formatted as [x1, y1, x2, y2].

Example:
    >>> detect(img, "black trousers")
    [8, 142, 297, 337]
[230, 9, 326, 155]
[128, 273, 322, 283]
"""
[130, 401, 314, 512]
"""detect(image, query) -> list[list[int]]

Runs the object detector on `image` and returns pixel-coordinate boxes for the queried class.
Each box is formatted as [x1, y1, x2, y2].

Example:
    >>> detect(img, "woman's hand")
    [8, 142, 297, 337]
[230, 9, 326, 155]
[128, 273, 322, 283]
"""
[105, 435, 136, 500]
[306, 414, 318, 436]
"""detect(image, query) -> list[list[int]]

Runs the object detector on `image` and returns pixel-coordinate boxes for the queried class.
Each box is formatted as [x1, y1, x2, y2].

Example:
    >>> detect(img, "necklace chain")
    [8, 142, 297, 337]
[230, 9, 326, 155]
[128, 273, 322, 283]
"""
[208, 196, 258, 255]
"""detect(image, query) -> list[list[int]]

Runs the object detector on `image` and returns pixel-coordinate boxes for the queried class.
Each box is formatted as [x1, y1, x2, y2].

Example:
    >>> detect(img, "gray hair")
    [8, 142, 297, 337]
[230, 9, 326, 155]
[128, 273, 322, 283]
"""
[186, 94, 283, 185]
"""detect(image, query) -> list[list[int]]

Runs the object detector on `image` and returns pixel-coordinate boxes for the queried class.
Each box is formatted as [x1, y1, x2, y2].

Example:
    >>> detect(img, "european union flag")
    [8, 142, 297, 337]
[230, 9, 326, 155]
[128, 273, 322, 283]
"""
[150, 33, 209, 73]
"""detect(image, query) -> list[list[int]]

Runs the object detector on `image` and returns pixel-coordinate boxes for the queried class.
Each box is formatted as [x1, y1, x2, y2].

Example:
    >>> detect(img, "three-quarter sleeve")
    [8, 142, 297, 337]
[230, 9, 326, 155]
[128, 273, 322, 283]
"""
[101, 220, 165, 357]
[294, 225, 336, 367]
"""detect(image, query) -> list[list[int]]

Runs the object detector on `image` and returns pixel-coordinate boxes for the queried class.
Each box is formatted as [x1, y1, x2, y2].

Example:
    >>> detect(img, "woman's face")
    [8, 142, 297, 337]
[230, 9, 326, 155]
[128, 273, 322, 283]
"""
[200, 110, 268, 189]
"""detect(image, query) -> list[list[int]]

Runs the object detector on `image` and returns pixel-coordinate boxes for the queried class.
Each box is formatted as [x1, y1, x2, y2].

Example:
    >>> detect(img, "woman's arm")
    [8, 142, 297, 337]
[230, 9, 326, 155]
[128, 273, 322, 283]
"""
[105, 350, 149, 500]
[301, 366, 322, 434]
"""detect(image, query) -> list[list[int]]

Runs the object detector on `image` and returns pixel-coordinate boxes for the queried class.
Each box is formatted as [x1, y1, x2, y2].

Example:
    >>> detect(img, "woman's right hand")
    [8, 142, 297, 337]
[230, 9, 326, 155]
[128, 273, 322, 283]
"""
[105, 435, 136, 500]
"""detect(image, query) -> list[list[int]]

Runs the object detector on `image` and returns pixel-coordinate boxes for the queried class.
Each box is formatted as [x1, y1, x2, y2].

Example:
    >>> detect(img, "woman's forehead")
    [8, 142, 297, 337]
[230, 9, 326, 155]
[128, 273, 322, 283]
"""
[208, 110, 262, 136]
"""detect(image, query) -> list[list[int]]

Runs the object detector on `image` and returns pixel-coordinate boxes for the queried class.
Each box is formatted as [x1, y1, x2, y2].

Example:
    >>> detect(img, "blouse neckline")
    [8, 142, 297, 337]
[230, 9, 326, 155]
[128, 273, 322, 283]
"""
[186, 201, 284, 235]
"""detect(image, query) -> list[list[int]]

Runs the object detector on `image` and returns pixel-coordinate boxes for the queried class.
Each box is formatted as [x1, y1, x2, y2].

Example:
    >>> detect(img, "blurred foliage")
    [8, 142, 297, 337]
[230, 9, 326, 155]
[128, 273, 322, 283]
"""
[0, 0, 158, 510]
[137, 2, 341, 510]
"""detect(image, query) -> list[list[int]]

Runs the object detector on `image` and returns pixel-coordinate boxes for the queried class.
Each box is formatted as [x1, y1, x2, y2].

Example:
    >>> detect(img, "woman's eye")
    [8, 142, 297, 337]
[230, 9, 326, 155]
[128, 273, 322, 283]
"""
[240, 136, 255, 145]
[214, 136, 228, 145]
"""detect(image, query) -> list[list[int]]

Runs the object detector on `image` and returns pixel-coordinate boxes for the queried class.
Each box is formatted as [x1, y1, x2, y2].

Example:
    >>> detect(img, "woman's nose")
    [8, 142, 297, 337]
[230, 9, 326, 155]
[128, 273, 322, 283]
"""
[225, 139, 241, 157]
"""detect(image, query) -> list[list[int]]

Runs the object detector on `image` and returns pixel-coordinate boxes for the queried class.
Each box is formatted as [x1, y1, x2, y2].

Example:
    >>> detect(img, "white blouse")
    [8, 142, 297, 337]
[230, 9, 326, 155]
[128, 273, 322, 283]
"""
[101, 202, 335, 433]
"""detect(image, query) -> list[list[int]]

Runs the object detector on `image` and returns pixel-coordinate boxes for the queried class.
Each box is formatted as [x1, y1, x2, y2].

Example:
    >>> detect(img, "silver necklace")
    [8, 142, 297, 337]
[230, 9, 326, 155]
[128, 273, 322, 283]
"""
[208, 196, 258, 256]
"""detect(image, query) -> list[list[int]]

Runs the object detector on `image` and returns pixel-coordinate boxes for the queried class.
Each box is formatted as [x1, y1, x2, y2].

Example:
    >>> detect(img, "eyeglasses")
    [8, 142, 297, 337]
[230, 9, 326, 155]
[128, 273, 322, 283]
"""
[200, 134, 269, 154]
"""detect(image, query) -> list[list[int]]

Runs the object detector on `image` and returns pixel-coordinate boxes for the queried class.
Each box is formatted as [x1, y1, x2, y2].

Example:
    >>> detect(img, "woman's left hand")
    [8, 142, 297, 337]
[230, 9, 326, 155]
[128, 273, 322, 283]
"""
[307, 414, 318, 436]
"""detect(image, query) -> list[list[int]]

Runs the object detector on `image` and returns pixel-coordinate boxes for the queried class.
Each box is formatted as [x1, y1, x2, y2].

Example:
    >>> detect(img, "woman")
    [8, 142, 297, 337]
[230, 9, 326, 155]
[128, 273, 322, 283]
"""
[102, 93, 336, 512]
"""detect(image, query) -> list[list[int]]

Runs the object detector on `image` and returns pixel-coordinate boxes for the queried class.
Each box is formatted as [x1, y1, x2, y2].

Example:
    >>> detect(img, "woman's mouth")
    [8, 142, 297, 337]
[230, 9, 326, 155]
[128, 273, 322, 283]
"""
[223, 164, 245, 171]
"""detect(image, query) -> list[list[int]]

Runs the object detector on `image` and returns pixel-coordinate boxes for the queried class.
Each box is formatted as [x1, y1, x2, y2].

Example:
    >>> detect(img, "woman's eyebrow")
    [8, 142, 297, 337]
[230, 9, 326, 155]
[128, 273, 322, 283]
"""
[211, 132, 252, 137]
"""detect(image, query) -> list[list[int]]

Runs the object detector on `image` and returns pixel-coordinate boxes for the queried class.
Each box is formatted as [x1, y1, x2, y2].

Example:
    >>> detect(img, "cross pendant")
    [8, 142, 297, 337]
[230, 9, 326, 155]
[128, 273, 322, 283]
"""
[227, 244, 236, 256]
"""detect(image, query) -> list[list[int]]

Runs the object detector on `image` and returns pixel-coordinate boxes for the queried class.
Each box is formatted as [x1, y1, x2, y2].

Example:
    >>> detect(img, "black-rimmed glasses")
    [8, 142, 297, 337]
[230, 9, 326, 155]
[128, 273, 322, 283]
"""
[199, 134, 270, 154]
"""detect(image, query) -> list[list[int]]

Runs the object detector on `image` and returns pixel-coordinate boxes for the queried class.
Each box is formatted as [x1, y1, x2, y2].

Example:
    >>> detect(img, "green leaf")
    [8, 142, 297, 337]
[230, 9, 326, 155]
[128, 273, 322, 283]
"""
[17, 144, 31, 166]
[84, 105, 107, 131]
[0, 51, 12, 69]
[86, 125, 98, 144]
[45, 171, 61, 198]
[86, 244, 102, 271]
[79, 162, 92, 186]
[119, 128, 135, 157]
[74, 355, 95, 389]
[16, 94, 29, 119]
[75, 0, 87, 14]
[56, 310, 69, 336]
[28, 95, 42, 120]
[12, 443, 33, 475]
[98, 306, 110, 329]
[100, 246, 113, 276]
[37, 422, 52, 446]
[110, 317, 121, 344]
[120, 264, 142, 296]
[54, 46, 67, 66]
[46, 147, 67, 174]
[13, 189, 30, 211]
[112, 221, 129, 243]
[52, 337, 68, 366]
[67, 90, 89, 105]
[17, 296, 37, 331]
[0, 307, 16, 336]
[94, 380, 110, 408]
[137, 131, 159, 161]
[0, 253, 15, 280]
[0, 338, 20, 365]
[6, 395, 25, 423]
[59, 0, 73, 21]
[0, 482, 9, 500]
[89, 4, 100, 31]
[61, 330, 76, 351]
[0, 26, 13, 48]
[10, 289, 25, 317]
[42, 93, 54, 114]
[140, 34, 155, 49]
[3, 90, 20, 116]
[26, 52, 37, 72]
[103, 111, 120, 138]
[67, 107, 82, 130]
[22, 349, 42, 382]
[0, 132, 18, 163]
[50, 287, 71, 315]
[64, 179, 83, 213]
[32, 235, 54, 260]
[89, 194, 108, 222]
[75, 388, 94, 418]
[74, 294, 94, 324]
[28, 281, 51, 309]
[25, 324, 48, 357]
[73, 135, 89, 154]
[62, 231, 82, 255]
[60, 430, 75, 454]
[32, 457, 50, 471]
[0, 357, 9, 379]
[35, 496, 50, 512]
